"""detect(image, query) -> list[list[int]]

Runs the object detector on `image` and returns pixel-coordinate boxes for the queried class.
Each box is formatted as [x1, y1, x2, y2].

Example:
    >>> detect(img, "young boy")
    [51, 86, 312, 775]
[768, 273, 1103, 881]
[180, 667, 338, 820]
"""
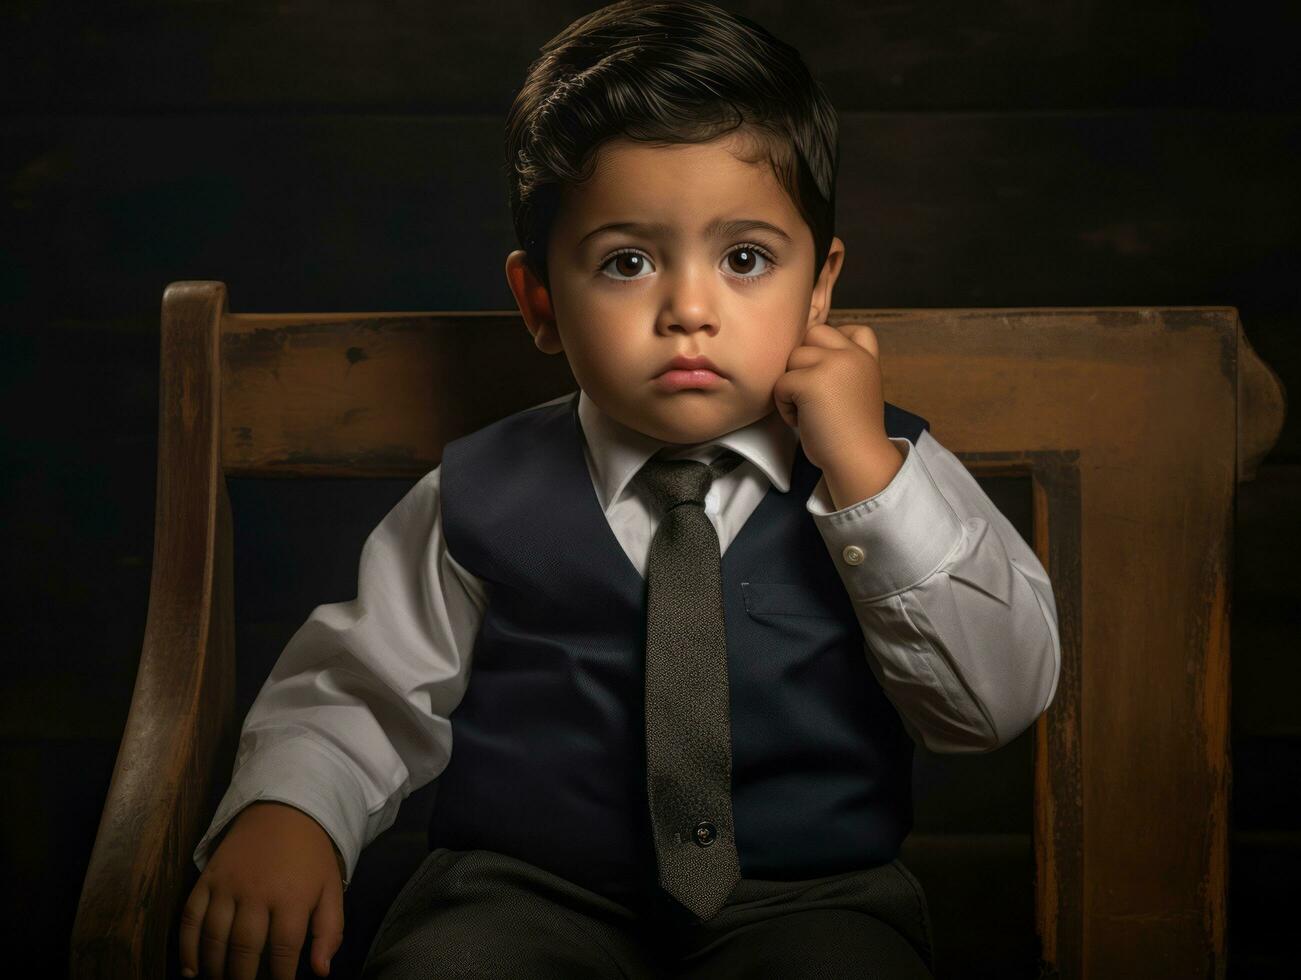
[180, 2, 1060, 978]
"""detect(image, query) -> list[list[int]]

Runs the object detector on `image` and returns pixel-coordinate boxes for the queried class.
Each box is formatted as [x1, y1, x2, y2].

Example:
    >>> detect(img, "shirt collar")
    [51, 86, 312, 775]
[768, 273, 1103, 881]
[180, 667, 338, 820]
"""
[576, 388, 797, 513]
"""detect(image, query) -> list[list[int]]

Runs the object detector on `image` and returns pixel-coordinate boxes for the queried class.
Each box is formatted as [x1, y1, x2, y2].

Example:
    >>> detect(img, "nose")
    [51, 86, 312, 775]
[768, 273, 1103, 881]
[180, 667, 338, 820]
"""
[660, 296, 723, 338]
[663, 318, 718, 337]
[658, 278, 719, 337]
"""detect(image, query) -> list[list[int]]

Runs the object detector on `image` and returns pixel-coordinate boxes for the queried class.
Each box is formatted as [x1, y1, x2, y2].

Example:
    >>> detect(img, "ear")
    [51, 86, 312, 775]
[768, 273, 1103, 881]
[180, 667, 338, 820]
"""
[807, 236, 845, 327]
[505, 251, 564, 355]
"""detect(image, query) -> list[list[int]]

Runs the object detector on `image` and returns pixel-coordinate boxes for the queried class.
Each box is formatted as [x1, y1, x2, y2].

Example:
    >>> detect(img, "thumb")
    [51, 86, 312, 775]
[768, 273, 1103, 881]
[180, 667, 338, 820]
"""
[772, 370, 804, 430]
[309, 881, 345, 976]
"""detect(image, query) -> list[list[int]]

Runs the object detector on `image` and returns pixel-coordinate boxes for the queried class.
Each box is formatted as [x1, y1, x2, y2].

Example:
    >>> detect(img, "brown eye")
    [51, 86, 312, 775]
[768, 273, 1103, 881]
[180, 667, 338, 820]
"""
[613, 252, 645, 278]
[724, 244, 776, 280]
[726, 248, 759, 275]
[598, 243, 777, 284]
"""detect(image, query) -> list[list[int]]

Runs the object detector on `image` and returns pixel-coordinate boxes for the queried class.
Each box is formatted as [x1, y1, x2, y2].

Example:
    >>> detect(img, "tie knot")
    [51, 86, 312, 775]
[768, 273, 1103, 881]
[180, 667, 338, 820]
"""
[632, 449, 744, 514]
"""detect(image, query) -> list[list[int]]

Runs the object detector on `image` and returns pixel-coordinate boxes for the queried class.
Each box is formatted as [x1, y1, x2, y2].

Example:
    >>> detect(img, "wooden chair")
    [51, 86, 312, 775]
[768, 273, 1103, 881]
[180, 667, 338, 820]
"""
[70, 281, 1285, 979]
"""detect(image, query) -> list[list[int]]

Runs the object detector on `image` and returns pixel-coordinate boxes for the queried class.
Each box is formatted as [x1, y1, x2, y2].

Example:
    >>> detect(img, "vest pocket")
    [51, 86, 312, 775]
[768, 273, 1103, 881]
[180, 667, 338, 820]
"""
[741, 580, 844, 619]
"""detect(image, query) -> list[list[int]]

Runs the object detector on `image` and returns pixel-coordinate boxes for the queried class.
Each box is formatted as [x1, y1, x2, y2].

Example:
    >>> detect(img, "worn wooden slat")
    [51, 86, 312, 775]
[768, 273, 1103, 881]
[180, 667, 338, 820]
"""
[1234, 314, 1301, 463]
[1239, 327, 1288, 481]
[70, 283, 238, 978]
[856, 306, 1235, 977]
[3, 1, 1297, 112]
[221, 311, 576, 477]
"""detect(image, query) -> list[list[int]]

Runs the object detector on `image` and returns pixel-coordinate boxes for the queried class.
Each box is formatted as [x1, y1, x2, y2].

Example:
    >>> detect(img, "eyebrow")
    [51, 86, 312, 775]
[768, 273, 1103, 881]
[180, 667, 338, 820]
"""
[577, 217, 794, 247]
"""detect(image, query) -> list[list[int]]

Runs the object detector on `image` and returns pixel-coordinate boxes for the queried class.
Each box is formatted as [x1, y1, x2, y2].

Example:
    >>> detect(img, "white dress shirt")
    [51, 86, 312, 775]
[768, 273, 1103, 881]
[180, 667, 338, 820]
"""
[193, 390, 1060, 888]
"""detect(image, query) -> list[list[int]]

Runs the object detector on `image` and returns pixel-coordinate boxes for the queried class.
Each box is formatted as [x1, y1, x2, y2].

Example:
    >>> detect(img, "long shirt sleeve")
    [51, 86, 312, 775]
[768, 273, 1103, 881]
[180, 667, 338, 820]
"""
[806, 430, 1061, 753]
[191, 466, 487, 887]
[192, 398, 1061, 886]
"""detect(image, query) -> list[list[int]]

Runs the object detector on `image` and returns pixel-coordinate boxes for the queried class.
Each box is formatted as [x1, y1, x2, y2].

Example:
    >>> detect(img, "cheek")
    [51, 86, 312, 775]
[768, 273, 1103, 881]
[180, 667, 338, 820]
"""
[730, 342, 797, 401]
[585, 329, 640, 364]
[756, 332, 805, 373]
[568, 328, 648, 387]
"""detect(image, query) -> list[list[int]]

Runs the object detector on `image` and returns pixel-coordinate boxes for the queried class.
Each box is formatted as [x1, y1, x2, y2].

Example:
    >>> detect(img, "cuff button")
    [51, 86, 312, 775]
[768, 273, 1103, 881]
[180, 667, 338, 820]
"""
[842, 545, 865, 566]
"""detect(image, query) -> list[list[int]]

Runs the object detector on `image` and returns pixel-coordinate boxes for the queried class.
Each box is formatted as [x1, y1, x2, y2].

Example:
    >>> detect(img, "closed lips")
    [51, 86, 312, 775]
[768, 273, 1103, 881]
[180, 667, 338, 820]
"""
[660, 355, 726, 377]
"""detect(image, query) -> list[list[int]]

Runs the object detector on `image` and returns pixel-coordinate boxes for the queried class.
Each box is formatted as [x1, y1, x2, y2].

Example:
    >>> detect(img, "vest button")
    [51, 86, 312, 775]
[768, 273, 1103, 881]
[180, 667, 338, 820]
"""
[842, 544, 865, 566]
[694, 821, 717, 847]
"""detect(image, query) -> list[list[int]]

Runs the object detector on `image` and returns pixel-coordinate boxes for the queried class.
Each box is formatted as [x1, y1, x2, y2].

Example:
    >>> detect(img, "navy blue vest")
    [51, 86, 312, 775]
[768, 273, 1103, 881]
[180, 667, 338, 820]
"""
[431, 391, 929, 906]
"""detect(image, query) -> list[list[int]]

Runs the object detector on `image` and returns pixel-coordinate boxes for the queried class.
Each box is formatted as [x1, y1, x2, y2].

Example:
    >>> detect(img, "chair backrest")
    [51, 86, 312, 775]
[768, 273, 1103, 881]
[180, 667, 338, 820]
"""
[220, 299, 577, 479]
[75, 280, 1284, 979]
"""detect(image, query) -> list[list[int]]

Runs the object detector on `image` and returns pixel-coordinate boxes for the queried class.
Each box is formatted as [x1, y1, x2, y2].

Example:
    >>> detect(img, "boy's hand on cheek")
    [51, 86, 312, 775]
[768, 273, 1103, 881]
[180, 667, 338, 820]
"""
[774, 321, 904, 509]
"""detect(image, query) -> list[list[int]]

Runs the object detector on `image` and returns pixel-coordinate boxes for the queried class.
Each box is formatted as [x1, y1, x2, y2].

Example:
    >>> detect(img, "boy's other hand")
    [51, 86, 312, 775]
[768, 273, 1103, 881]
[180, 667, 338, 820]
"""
[179, 800, 345, 980]
[773, 322, 893, 467]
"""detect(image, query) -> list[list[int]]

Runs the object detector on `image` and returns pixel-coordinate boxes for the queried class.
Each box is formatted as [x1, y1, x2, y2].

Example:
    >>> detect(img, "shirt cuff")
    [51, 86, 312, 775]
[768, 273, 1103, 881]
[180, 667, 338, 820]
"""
[191, 733, 371, 889]
[807, 436, 966, 601]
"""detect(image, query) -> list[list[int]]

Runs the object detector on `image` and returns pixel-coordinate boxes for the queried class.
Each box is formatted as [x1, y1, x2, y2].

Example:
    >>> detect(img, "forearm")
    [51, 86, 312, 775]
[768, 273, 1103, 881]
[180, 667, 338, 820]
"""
[821, 438, 905, 512]
[856, 526, 1060, 752]
[808, 430, 1061, 752]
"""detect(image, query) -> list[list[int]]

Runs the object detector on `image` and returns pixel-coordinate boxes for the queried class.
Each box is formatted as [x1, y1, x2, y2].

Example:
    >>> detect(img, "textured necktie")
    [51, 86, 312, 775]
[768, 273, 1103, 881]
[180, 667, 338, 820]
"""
[632, 446, 745, 922]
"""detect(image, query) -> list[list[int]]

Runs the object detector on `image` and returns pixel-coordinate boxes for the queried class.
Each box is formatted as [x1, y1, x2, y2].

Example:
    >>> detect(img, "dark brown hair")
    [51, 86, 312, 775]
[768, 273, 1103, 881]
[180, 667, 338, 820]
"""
[504, 0, 840, 292]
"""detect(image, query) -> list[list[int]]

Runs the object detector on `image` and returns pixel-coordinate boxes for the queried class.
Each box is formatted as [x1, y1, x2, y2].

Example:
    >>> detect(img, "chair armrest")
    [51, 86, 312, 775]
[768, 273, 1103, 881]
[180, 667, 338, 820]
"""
[1237, 317, 1288, 483]
[71, 283, 238, 979]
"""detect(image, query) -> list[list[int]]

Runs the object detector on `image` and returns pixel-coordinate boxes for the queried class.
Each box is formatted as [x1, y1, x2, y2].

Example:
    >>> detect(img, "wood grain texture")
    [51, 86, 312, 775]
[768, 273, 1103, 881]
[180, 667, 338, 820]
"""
[222, 310, 574, 477]
[1239, 327, 1288, 482]
[855, 307, 1236, 977]
[73, 286, 1259, 978]
[70, 283, 238, 978]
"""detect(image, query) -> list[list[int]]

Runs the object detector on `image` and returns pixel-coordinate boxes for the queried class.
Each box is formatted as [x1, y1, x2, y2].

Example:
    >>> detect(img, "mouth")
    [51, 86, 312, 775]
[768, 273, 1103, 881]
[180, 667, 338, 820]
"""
[654, 354, 728, 392]
[654, 368, 727, 391]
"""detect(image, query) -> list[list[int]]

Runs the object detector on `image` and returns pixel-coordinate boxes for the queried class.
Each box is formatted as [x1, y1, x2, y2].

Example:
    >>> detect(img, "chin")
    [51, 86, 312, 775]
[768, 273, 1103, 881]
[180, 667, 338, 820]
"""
[648, 410, 746, 446]
[598, 388, 752, 444]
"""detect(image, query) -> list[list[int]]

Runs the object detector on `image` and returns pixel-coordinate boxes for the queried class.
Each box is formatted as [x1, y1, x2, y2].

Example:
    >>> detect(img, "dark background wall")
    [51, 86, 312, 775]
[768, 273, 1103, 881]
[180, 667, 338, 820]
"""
[1, 2, 1297, 976]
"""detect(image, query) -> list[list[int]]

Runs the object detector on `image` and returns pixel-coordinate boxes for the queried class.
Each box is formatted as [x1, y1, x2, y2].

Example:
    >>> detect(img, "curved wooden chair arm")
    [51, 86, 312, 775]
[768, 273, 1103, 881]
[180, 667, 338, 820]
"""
[70, 282, 238, 978]
[1238, 321, 1288, 483]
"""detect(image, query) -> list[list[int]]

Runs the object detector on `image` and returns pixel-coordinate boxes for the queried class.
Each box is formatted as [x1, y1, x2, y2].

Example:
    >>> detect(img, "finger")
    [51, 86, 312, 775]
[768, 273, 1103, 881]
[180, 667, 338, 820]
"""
[199, 891, 236, 980]
[784, 343, 827, 371]
[225, 901, 270, 980]
[772, 365, 816, 427]
[178, 880, 211, 977]
[309, 879, 346, 977]
[841, 324, 879, 359]
[266, 906, 311, 980]
[803, 321, 852, 348]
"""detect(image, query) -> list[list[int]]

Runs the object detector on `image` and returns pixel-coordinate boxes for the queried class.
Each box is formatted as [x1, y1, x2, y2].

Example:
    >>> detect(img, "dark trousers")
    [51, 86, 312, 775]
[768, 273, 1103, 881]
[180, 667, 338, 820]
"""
[363, 847, 935, 979]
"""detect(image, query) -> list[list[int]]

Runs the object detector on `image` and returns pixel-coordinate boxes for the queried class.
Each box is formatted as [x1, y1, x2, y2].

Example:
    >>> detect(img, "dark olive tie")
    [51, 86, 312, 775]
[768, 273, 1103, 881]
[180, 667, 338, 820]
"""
[632, 447, 746, 922]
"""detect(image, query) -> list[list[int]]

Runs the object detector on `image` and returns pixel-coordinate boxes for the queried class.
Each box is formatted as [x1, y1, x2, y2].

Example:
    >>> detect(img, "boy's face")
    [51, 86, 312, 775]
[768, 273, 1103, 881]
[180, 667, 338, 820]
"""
[506, 131, 844, 445]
